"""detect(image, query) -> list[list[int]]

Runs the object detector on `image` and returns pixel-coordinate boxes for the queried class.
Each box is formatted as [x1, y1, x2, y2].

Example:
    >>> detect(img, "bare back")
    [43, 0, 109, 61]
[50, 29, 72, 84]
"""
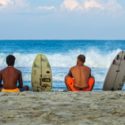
[71, 66, 91, 89]
[0, 67, 23, 89]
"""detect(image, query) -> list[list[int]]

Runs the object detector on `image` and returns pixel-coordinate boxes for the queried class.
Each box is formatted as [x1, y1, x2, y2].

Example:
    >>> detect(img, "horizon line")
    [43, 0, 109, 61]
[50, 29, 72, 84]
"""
[0, 39, 125, 41]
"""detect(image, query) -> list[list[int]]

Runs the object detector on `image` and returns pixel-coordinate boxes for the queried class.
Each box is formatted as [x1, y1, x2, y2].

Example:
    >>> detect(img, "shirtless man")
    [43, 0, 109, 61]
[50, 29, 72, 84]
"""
[65, 54, 91, 90]
[0, 55, 29, 92]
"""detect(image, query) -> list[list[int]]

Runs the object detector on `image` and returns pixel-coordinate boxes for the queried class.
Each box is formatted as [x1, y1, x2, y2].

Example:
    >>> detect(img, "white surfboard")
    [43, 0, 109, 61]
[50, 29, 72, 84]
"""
[103, 51, 125, 91]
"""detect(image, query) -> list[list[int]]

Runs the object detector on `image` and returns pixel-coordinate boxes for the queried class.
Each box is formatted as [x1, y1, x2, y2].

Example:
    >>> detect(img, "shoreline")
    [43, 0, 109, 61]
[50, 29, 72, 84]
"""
[0, 92, 125, 125]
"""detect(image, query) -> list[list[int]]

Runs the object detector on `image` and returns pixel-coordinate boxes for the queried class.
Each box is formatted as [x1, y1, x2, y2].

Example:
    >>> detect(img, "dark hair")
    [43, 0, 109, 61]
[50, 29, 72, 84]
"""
[6, 55, 15, 66]
[77, 54, 86, 63]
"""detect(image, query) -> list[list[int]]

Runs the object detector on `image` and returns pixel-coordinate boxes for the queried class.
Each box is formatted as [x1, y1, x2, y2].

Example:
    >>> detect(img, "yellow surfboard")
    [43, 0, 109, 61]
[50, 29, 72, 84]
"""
[31, 54, 52, 92]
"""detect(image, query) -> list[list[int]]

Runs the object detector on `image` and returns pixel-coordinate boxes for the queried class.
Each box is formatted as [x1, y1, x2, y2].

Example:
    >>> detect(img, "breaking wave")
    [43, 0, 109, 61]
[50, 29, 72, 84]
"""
[0, 48, 121, 68]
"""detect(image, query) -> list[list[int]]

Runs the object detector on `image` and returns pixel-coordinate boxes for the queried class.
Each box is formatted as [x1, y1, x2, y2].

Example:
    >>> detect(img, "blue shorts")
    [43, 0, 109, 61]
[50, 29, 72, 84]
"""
[19, 88, 26, 92]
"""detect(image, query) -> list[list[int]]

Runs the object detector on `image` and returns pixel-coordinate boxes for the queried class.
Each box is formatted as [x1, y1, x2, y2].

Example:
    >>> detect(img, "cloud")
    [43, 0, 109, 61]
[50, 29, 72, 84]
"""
[104, 0, 124, 12]
[13, 0, 29, 8]
[0, 0, 55, 13]
[0, 0, 29, 9]
[61, 0, 80, 11]
[61, 0, 103, 11]
[83, 0, 103, 10]
[61, 0, 124, 13]
[0, 0, 124, 15]
[0, 0, 12, 7]
[37, 6, 56, 11]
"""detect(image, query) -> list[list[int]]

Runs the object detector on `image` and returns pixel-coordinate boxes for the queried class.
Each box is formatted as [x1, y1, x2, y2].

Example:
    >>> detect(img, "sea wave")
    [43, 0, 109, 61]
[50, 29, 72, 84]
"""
[0, 48, 121, 68]
[0, 48, 122, 88]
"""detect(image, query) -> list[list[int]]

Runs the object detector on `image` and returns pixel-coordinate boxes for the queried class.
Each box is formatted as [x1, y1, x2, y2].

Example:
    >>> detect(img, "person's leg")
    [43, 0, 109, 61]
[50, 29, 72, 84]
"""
[19, 86, 29, 92]
[0, 85, 3, 92]
[0, 87, 2, 92]
[83, 77, 95, 91]
[65, 77, 72, 91]
[65, 77, 78, 91]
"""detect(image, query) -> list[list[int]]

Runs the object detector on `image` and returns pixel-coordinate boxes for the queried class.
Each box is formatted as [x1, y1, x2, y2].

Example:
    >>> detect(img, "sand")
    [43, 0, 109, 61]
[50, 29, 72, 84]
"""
[0, 92, 125, 125]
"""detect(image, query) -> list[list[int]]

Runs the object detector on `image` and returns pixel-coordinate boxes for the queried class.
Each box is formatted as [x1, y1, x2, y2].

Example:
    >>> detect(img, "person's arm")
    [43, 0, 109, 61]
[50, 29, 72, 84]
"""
[89, 69, 92, 77]
[0, 71, 3, 88]
[67, 69, 73, 77]
[65, 69, 73, 83]
[18, 72, 23, 88]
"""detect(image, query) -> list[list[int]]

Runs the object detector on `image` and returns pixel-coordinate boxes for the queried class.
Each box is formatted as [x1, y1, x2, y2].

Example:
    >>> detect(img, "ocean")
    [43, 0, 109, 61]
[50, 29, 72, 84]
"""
[0, 40, 125, 91]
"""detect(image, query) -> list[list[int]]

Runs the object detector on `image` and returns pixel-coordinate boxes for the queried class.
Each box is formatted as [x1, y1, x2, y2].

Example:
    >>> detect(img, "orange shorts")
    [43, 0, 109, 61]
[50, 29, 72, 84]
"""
[1, 88, 20, 92]
[66, 77, 95, 91]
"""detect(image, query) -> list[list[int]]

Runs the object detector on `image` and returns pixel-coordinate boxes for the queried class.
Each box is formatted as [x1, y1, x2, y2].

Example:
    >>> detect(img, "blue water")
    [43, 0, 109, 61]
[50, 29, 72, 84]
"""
[0, 40, 125, 91]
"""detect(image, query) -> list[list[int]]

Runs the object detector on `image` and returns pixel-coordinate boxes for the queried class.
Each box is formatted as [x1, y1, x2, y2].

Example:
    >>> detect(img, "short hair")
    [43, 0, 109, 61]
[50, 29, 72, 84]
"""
[77, 54, 86, 63]
[6, 55, 15, 66]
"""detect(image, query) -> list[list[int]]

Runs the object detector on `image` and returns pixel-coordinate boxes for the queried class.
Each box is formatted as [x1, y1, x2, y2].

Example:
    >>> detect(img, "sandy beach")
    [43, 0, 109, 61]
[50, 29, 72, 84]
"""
[0, 92, 125, 125]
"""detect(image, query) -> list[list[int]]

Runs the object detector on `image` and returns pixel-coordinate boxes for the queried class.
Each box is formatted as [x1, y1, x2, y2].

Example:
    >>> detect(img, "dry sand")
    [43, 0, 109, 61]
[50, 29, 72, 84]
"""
[0, 92, 125, 125]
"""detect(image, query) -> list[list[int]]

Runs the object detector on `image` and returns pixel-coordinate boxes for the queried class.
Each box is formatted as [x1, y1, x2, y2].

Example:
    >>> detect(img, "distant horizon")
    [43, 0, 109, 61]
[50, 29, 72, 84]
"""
[0, 39, 125, 41]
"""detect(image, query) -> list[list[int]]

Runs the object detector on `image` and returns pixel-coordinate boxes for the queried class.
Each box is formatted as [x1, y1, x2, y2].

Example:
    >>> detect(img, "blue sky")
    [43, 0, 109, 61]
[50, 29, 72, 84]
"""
[0, 0, 125, 40]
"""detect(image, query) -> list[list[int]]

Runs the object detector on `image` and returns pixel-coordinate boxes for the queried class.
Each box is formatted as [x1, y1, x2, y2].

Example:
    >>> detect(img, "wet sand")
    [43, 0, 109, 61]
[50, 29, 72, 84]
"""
[0, 92, 125, 125]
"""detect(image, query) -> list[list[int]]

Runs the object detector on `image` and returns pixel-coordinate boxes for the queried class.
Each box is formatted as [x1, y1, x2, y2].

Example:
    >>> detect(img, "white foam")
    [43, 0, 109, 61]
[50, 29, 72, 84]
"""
[0, 48, 121, 69]
[48, 48, 121, 68]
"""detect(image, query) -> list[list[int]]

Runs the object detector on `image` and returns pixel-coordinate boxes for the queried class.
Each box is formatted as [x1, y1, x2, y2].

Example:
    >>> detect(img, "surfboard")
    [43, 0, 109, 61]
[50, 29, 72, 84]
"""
[31, 54, 52, 92]
[103, 51, 125, 91]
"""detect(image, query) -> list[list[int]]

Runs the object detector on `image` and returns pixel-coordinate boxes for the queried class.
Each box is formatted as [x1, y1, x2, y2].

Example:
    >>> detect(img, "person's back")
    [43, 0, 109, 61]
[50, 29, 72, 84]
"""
[0, 55, 28, 92]
[65, 54, 92, 90]
[71, 65, 91, 89]
[0, 66, 22, 89]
